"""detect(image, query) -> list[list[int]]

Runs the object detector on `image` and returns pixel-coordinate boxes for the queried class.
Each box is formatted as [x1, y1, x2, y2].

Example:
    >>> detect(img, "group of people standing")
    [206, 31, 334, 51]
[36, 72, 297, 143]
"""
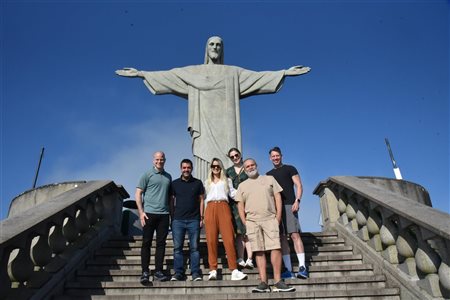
[135, 147, 308, 293]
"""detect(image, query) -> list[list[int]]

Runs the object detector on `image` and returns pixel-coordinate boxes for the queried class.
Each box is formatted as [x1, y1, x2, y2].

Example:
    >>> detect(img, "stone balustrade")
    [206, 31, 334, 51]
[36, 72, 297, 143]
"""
[0, 180, 129, 300]
[314, 176, 450, 299]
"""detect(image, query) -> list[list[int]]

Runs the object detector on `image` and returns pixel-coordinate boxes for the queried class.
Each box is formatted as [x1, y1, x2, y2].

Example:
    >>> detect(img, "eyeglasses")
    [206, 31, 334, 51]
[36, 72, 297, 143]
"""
[229, 154, 240, 159]
[211, 165, 221, 170]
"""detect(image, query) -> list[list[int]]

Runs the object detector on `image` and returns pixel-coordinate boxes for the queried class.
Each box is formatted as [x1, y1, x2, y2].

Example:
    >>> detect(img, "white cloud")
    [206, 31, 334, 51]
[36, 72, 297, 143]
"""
[44, 118, 192, 198]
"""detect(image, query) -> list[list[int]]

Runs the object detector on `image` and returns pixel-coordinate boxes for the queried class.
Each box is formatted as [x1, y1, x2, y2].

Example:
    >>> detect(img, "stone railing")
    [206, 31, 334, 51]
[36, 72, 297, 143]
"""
[0, 180, 129, 300]
[314, 176, 450, 299]
[7, 181, 87, 218]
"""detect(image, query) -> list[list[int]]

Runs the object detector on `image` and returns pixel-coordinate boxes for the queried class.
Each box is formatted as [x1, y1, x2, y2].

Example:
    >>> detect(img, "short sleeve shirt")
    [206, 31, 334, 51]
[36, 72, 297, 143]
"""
[266, 165, 298, 205]
[235, 175, 283, 222]
[171, 176, 205, 220]
[137, 168, 172, 214]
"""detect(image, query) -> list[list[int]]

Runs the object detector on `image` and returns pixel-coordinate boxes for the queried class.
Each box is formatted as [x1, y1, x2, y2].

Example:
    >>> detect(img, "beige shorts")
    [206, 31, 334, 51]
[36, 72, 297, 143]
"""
[246, 218, 281, 252]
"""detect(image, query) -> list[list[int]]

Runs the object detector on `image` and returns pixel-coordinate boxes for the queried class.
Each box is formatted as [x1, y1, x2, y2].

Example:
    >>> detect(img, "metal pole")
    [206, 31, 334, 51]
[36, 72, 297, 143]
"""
[384, 138, 402, 180]
[32, 147, 45, 188]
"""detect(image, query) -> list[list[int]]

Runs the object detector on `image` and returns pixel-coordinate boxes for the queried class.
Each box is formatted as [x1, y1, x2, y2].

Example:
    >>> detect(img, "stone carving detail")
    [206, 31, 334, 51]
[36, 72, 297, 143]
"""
[367, 209, 383, 252]
[75, 208, 89, 233]
[380, 217, 399, 263]
[356, 199, 370, 241]
[0, 181, 127, 299]
[397, 227, 418, 277]
[439, 261, 450, 291]
[30, 234, 52, 269]
[86, 201, 97, 225]
[49, 224, 66, 254]
[7, 247, 34, 284]
[63, 216, 78, 243]
[315, 176, 450, 298]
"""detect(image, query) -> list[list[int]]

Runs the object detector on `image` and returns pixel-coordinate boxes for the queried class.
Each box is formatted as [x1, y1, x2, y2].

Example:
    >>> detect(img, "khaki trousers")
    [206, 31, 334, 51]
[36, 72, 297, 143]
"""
[204, 201, 237, 271]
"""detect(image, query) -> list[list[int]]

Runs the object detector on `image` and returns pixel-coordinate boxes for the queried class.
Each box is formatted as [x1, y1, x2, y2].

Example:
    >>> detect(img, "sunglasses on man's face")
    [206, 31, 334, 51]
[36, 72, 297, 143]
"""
[211, 165, 221, 169]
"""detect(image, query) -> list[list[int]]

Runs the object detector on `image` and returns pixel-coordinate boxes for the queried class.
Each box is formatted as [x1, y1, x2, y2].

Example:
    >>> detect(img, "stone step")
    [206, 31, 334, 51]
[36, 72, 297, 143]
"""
[64, 275, 390, 296]
[309, 253, 363, 266]
[107, 232, 339, 241]
[84, 253, 363, 270]
[103, 234, 345, 245]
[103, 232, 343, 247]
[105, 233, 344, 245]
[102, 239, 346, 250]
[75, 263, 375, 282]
[60, 229, 401, 299]
[92, 244, 352, 258]
[56, 287, 400, 299]
[309, 263, 375, 278]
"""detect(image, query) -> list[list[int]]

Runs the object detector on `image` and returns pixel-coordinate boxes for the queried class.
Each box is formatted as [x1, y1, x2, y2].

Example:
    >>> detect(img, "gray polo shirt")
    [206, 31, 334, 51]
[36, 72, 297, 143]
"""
[137, 168, 172, 214]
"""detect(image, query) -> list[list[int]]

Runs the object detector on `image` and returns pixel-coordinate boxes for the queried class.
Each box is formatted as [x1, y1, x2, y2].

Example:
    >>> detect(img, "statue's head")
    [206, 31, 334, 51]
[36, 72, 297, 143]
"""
[204, 36, 224, 65]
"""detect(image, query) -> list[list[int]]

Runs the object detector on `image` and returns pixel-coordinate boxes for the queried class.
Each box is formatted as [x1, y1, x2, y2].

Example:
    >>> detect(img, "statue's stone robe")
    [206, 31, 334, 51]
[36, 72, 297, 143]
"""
[141, 64, 285, 180]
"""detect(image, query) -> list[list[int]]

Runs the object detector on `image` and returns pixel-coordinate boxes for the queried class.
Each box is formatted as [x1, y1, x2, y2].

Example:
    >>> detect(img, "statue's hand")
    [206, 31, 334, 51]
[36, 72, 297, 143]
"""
[115, 67, 140, 77]
[285, 66, 311, 76]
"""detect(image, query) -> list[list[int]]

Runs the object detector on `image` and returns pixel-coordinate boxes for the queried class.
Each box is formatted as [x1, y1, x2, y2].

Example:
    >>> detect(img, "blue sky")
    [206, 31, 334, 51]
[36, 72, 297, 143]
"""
[1, 0, 449, 231]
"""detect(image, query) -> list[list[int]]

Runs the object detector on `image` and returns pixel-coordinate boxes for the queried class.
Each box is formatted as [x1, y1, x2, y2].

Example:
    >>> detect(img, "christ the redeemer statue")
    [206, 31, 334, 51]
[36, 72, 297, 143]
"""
[116, 36, 310, 181]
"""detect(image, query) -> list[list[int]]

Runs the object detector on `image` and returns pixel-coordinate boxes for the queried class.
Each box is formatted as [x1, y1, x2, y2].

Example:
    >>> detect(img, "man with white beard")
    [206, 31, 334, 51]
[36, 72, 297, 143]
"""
[236, 158, 295, 293]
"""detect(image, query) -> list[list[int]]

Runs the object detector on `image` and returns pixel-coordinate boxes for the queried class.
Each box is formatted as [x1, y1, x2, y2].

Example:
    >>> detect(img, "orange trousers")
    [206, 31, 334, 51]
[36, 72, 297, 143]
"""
[204, 201, 237, 271]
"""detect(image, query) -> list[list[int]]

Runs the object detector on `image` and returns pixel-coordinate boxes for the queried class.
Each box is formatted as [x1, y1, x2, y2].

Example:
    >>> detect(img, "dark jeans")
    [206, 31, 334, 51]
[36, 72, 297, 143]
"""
[141, 213, 170, 273]
[172, 219, 200, 275]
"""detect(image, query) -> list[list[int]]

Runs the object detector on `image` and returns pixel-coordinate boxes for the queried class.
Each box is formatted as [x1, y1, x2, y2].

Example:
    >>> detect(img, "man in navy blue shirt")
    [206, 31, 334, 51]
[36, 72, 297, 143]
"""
[170, 159, 205, 281]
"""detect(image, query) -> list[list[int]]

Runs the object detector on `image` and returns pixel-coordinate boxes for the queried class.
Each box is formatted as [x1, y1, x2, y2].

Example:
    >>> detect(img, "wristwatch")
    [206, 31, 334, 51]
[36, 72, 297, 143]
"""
[295, 198, 301, 203]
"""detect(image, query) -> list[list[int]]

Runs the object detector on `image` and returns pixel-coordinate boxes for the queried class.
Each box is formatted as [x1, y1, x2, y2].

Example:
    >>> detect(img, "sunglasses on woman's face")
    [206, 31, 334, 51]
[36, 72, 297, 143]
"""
[211, 165, 221, 169]
[229, 154, 240, 159]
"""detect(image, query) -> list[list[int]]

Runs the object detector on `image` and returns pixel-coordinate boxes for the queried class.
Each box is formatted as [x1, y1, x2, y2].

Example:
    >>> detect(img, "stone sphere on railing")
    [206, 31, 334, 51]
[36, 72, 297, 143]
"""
[438, 262, 450, 290]
[356, 203, 368, 227]
[380, 221, 398, 246]
[367, 212, 382, 235]
[396, 231, 417, 258]
[416, 245, 441, 274]
[346, 198, 357, 220]
[338, 198, 347, 214]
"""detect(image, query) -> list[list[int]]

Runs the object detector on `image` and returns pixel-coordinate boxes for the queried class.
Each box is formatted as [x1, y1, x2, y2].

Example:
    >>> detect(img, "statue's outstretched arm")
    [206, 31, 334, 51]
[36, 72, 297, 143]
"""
[284, 66, 311, 76]
[115, 67, 144, 78]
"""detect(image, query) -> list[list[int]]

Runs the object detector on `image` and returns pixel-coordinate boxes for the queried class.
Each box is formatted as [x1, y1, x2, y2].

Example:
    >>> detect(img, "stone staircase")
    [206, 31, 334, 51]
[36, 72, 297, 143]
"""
[56, 231, 400, 299]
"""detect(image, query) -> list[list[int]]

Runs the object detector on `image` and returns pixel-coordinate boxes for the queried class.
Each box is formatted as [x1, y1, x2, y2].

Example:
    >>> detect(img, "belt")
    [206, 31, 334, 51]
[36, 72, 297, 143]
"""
[209, 200, 228, 203]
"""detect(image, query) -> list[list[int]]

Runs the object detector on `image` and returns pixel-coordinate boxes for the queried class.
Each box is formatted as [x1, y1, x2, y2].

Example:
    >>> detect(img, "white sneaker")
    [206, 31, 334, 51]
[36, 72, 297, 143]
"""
[237, 258, 246, 268]
[208, 270, 217, 280]
[231, 269, 247, 280]
[245, 258, 254, 268]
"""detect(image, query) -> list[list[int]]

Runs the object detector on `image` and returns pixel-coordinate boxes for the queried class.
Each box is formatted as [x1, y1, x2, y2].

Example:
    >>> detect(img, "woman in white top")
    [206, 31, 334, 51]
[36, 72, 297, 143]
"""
[203, 158, 247, 281]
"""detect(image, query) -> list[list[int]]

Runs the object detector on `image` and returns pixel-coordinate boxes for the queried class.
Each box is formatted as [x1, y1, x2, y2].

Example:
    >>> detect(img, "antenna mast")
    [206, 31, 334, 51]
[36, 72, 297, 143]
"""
[384, 138, 402, 180]
[32, 147, 45, 188]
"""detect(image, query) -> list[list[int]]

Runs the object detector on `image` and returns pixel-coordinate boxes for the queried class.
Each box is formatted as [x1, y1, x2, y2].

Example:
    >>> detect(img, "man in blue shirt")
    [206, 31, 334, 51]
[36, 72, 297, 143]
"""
[136, 151, 172, 284]
[170, 159, 205, 281]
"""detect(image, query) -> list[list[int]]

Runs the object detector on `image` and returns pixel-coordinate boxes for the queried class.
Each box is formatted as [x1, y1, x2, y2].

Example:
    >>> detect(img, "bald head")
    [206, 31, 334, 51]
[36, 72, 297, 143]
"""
[153, 151, 166, 171]
[153, 151, 165, 158]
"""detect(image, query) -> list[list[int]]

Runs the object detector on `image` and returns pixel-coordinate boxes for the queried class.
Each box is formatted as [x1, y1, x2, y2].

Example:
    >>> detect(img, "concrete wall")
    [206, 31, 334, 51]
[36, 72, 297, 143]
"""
[357, 177, 432, 206]
[8, 181, 87, 218]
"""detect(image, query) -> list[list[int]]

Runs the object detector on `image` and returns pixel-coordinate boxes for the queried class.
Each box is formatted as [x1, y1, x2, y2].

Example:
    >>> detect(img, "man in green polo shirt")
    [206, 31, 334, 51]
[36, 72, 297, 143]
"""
[136, 151, 172, 284]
